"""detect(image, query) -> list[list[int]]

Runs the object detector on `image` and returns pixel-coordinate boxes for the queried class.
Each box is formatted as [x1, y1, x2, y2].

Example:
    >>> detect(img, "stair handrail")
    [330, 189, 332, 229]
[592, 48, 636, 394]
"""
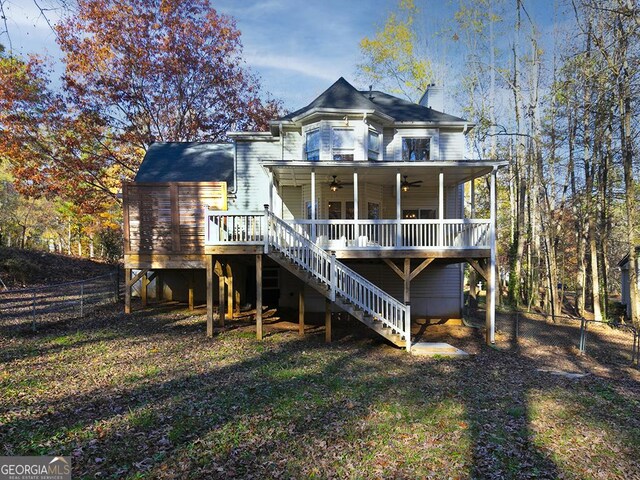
[266, 210, 410, 347]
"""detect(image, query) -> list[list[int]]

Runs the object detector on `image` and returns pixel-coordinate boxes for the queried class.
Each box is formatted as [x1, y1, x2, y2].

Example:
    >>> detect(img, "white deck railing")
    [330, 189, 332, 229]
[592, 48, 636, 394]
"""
[206, 211, 266, 245]
[204, 208, 412, 349]
[266, 211, 410, 348]
[287, 219, 489, 249]
[205, 212, 489, 250]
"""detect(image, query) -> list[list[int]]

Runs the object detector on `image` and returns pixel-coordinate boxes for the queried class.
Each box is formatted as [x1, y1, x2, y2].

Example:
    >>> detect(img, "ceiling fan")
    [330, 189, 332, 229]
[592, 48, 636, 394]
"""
[329, 175, 353, 192]
[401, 175, 423, 192]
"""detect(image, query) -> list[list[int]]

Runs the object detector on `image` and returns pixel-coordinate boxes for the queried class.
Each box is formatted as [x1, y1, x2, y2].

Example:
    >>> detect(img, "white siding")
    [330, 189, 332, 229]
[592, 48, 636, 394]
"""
[283, 131, 303, 160]
[231, 139, 280, 212]
[439, 131, 465, 160]
[278, 261, 462, 318]
[281, 186, 302, 220]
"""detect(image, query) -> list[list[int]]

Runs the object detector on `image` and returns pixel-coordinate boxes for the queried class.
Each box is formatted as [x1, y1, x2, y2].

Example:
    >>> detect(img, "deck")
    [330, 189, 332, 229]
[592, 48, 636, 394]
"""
[204, 210, 491, 259]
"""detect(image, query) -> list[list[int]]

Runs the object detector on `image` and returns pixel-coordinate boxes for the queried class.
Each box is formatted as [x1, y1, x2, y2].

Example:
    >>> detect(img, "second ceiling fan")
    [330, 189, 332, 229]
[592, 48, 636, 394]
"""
[401, 175, 423, 192]
[329, 175, 353, 192]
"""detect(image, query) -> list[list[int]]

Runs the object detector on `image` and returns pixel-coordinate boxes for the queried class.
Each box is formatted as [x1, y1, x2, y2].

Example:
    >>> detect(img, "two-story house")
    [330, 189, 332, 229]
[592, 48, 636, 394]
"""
[123, 77, 505, 351]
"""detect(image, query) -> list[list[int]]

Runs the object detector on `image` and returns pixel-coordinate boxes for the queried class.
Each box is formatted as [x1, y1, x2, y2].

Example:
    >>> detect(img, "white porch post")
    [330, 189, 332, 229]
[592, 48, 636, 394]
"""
[396, 171, 401, 247]
[438, 170, 444, 246]
[470, 178, 476, 218]
[353, 169, 359, 242]
[486, 167, 497, 344]
[268, 170, 274, 213]
[311, 168, 316, 242]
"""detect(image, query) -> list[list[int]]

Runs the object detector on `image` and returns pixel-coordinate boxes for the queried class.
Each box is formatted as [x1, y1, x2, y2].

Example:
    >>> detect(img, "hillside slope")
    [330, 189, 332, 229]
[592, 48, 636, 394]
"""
[0, 247, 117, 289]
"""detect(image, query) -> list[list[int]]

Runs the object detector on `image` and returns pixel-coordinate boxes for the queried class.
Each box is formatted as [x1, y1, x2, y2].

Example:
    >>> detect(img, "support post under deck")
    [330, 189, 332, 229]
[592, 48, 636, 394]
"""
[188, 272, 195, 311]
[125, 268, 131, 314]
[298, 287, 305, 336]
[486, 167, 497, 344]
[256, 254, 263, 340]
[206, 255, 214, 337]
[325, 299, 332, 343]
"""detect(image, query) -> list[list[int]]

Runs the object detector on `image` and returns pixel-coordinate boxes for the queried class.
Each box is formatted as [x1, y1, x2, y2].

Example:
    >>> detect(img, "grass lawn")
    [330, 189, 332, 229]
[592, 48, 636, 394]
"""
[1, 305, 639, 479]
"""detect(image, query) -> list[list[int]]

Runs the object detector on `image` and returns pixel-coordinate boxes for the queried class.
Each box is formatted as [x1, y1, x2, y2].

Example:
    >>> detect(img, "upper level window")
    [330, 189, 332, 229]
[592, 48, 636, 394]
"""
[402, 138, 430, 161]
[368, 130, 380, 161]
[306, 129, 320, 161]
[332, 128, 354, 161]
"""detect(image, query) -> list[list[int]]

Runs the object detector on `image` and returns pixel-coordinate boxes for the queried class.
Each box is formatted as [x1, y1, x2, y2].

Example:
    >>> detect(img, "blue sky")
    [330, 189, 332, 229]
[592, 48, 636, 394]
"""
[3, 0, 561, 114]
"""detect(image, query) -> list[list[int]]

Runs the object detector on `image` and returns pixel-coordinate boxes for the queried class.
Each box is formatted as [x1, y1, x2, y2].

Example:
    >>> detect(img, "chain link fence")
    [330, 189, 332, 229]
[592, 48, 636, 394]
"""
[495, 311, 639, 367]
[0, 271, 121, 332]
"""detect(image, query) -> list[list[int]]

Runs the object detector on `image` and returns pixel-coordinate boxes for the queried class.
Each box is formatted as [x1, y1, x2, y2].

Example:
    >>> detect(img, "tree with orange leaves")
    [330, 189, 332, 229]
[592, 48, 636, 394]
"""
[56, 0, 280, 160]
[1, 0, 279, 217]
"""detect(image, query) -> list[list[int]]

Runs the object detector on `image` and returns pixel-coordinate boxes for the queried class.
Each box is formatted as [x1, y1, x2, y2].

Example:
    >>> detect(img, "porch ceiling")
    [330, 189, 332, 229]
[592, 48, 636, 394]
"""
[262, 160, 507, 188]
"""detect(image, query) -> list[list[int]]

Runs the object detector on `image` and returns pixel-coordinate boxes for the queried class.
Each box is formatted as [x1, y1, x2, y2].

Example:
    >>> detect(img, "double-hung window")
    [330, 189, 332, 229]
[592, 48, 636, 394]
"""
[332, 128, 354, 161]
[368, 130, 380, 161]
[402, 137, 430, 161]
[305, 129, 320, 161]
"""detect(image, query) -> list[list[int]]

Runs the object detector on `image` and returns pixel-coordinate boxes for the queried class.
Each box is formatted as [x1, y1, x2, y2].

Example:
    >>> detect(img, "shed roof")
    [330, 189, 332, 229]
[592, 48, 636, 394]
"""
[134, 142, 234, 186]
[278, 77, 467, 123]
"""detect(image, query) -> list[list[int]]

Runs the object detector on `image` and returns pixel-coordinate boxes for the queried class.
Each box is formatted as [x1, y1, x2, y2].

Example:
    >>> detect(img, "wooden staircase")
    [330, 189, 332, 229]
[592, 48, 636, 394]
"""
[265, 212, 411, 350]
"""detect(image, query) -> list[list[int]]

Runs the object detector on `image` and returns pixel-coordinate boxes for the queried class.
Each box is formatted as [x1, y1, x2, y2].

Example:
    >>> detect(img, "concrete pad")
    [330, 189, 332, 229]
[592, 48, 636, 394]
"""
[410, 342, 470, 357]
[537, 369, 589, 379]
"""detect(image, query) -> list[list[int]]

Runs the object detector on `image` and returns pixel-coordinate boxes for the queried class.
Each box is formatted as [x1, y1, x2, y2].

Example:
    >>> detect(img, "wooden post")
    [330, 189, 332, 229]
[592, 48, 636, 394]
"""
[218, 273, 226, 327]
[226, 277, 233, 318]
[325, 299, 332, 343]
[486, 168, 497, 344]
[256, 254, 263, 340]
[141, 274, 149, 308]
[206, 255, 214, 337]
[226, 263, 234, 318]
[403, 258, 411, 304]
[124, 268, 149, 315]
[188, 272, 195, 311]
[298, 287, 305, 336]
[155, 271, 163, 302]
[125, 268, 131, 314]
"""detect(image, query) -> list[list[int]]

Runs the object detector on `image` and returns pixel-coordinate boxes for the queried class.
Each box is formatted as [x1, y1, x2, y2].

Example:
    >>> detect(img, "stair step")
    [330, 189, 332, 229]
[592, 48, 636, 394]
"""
[266, 226, 408, 349]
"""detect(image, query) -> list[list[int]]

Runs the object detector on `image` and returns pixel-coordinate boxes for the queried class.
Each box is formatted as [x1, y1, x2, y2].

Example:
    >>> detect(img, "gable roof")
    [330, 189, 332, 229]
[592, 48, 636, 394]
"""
[135, 142, 234, 186]
[278, 77, 467, 124]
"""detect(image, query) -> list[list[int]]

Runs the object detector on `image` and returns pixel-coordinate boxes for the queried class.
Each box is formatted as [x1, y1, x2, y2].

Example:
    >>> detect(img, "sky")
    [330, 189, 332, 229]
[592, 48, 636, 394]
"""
[2, 0, 562, 114]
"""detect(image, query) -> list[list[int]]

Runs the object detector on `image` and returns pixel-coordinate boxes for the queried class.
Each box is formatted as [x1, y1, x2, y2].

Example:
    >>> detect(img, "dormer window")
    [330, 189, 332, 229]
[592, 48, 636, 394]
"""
[332, 128, 354, 161]
[305, 129, 320, 161]
[402, 138, 430, 161]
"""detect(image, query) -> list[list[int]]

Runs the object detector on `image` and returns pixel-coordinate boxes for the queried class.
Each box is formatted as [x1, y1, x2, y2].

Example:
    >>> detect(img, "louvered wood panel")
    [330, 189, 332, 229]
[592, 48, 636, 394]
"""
[124, 181, 227, 254]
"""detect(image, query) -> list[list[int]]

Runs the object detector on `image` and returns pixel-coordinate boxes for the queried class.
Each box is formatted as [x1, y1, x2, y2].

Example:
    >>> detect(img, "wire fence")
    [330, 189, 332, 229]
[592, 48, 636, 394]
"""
[495, 311, 639, 368]
[0, 271, 121, 333]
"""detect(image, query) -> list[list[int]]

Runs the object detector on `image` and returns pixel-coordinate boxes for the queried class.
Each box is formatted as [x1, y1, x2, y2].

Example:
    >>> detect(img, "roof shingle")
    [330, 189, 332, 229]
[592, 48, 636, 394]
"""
[135, 142, 234, 185]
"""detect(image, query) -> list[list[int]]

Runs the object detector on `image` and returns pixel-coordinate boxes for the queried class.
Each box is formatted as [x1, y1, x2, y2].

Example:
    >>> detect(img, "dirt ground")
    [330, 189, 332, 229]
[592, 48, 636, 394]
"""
[2, 300, 639, 479]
